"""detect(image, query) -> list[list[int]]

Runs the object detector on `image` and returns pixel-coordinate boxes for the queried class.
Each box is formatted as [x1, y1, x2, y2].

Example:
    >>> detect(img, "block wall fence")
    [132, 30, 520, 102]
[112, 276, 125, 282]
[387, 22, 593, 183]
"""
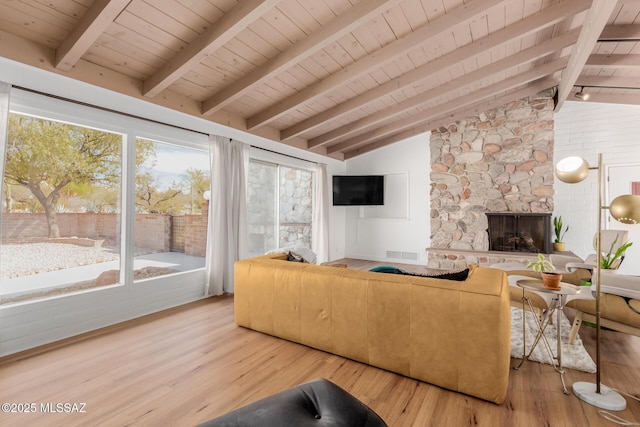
[1, 212, 208, 256]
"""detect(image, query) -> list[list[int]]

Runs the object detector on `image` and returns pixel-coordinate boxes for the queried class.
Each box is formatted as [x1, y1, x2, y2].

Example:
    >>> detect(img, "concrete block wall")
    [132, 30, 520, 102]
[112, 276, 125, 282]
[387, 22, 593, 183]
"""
[3, 211, 209, 256]
[133, 214, 171, 252]
[184, 206, 208, 257]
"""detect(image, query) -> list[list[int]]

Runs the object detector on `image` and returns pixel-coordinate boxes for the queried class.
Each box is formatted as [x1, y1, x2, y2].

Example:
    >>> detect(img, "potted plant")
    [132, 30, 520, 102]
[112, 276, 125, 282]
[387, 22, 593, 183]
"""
[601, 235, 633, 270]
[553, 216, 568, 252]
[527, 253, 562, 290]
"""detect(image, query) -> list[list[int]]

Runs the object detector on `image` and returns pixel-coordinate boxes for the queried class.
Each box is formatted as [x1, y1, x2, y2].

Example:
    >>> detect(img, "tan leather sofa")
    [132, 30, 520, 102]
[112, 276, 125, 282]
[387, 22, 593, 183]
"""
[234, 253, 511, 404]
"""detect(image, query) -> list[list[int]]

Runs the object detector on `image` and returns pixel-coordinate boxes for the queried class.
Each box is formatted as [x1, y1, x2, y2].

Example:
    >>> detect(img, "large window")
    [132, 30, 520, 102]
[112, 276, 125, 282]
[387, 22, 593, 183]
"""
[133, 139, 209, 282]
[247, 159, 313, 257]
[0, 108, 210, 304]
[1, 113, 123, 304]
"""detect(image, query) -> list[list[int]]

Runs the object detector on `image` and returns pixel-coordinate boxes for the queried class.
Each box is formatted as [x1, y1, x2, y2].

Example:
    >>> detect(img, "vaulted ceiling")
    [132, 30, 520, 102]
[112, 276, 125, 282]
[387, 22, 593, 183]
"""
[1, 0, 639, 159]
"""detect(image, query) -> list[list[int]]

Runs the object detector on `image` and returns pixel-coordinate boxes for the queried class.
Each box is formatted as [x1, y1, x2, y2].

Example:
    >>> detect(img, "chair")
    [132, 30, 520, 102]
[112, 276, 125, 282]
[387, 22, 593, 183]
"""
[490, 262, 591, 323]
[506, 269, 591, 321]
[551, 230, 630, 272]
[567, 270, 640, 344]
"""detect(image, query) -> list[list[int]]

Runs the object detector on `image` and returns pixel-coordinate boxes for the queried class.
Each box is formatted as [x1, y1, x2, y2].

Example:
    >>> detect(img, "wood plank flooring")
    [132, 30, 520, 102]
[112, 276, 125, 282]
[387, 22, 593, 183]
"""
[1, 259, 640, 426]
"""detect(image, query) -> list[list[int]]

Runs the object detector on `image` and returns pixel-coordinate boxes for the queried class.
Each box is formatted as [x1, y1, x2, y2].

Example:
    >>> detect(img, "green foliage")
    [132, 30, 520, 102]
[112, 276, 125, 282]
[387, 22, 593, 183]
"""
[134, 171, 181, 214]
[4, 113, 125, 236]
[134, 139, 210, 214]
[526, 253, 555, 272]
[181, 167, 210, 213]
[4, 117, 209, 223]
[601, 235, 633, 269]
[553, 216, 568, 243]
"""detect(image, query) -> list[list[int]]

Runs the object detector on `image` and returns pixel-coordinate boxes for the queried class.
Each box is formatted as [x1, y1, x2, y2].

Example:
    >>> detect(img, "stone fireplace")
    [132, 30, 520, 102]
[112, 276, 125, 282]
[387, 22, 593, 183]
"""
[427, 88, 555, 270]
[486, 212, 551, 254]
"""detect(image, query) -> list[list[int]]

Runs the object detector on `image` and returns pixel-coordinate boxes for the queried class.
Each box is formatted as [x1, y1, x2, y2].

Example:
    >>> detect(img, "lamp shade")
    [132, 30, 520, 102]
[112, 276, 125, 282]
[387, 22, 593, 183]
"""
[555, 156, 590, 183]
[610, 194, 640, 224]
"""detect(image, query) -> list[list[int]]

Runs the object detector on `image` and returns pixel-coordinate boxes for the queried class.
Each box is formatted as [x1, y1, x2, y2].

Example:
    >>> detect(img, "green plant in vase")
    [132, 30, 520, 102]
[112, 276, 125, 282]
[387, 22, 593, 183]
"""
[527, 253, 562, 290]
[601, 235, 633, 270]
[553, 216, 568, 252]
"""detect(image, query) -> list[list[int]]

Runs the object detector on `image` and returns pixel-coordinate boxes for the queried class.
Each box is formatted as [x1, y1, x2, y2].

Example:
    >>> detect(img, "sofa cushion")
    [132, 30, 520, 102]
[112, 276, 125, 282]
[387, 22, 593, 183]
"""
[395, 268, 470, 281]
[291, 246, 317, 264]
[369, 266, 469, 281]
[268, 246, 317, 263]
[368, 266, 399, 273]
[288, 251, 305, 262]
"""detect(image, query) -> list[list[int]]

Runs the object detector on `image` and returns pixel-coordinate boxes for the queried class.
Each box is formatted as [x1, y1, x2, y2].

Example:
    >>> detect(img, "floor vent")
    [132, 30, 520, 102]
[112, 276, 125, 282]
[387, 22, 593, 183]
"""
[402, 252, 418, 261]
[386, 251, 402, 259]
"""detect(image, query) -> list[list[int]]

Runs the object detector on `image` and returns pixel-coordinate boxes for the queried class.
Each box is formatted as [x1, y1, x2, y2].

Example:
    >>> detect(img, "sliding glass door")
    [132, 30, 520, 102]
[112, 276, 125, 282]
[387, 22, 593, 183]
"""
[247, 159, 314, 257]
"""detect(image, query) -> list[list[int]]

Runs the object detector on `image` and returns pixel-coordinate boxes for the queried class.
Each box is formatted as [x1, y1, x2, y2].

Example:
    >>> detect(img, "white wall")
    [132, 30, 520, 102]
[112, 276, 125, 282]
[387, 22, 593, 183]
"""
[342, 134, 430, 265]
[555, 101, 640, 267]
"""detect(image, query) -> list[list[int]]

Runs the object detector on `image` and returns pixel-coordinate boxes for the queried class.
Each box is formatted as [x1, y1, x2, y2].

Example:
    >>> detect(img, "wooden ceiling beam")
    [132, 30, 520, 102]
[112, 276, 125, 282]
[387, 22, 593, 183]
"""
[143, 0, 279, 98]
[576, 75, 640, 88]
[328, 59, 567, 154]
[287, 0, 589, 142]
[201, 0, 403, 116]
[342, 79, 558, 159]
[55, 0, 131, 71]
[599, 24, 640, 41]
[245, 0, 507, 130]
[555, 0, 618, 111]
[309, 29, 579, 148]
[571, 92, 640, 105]
[585, 54, 640, 68]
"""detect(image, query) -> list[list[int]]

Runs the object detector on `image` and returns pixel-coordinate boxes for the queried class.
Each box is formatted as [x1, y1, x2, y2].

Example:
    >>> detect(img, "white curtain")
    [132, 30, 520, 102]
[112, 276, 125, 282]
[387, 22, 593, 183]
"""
[312, 163, 330, 264]
[0, 82, 11, 244]
[205, 135, 249, 295]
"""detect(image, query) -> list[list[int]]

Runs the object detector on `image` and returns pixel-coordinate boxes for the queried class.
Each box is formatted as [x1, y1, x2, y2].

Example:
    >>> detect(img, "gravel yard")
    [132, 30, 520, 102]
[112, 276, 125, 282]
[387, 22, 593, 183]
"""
[1, 242, 120, 280]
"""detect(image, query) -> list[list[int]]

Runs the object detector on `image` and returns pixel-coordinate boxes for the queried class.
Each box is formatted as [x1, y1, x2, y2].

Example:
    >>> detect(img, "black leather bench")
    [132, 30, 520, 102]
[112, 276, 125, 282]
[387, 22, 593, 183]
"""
[196, 378, 387, 427]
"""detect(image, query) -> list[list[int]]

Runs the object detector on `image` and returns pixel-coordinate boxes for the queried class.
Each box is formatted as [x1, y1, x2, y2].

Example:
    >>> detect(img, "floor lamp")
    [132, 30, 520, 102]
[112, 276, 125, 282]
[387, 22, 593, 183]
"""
[555, 153, 640, 410]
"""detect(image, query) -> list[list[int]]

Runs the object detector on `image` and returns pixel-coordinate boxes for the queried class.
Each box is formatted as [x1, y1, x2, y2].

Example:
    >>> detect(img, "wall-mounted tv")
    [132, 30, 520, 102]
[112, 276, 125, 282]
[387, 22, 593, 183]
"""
[332, 175, 384, 206]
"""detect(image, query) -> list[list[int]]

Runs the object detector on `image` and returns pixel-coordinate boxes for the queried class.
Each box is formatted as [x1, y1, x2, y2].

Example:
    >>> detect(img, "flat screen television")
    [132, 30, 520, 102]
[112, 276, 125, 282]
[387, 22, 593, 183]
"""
[332, 175, 384, 206]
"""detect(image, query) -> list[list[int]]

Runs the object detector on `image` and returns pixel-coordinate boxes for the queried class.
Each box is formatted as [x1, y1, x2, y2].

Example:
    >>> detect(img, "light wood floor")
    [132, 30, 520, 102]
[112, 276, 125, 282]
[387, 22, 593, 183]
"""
[1, 259, 640, 426]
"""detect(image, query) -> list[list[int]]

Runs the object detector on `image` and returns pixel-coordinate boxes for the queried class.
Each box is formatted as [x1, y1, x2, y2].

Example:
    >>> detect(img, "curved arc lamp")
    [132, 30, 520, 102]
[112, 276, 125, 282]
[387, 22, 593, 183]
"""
[555, 154, 640, 410]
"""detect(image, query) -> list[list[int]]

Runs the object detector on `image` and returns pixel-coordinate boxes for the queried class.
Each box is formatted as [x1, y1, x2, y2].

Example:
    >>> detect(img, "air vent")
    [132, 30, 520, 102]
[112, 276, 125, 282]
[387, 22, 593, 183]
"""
[386, 251, 402, 259]
[402, 252, 418, 261]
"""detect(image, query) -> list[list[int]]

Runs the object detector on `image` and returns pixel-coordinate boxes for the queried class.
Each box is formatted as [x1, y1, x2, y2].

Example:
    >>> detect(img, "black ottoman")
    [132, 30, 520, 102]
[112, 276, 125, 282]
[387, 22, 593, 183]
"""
[196, 378, 387, 427]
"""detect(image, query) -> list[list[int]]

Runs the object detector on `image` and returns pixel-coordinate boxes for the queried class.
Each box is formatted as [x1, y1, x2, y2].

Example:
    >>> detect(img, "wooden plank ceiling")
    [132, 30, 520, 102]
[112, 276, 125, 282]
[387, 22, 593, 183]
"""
[0, 0, 639, 160]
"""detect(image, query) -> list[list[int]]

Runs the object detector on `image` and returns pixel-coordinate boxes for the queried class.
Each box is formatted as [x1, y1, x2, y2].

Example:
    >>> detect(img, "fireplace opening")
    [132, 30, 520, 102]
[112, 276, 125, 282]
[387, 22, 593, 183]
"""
[486, 213, 552, 253]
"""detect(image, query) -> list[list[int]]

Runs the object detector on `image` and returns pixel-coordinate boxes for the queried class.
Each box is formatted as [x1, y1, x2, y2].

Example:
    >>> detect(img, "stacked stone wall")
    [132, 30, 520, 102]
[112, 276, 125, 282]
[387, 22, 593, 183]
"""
[247, 162, 313, 256]
[279, 167, 313, 248]
[428, 89, 555, 268]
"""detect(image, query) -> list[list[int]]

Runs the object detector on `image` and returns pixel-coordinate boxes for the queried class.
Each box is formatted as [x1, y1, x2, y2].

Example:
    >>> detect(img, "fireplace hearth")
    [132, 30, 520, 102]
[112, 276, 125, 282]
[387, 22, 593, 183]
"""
[486, 213, 552, 254]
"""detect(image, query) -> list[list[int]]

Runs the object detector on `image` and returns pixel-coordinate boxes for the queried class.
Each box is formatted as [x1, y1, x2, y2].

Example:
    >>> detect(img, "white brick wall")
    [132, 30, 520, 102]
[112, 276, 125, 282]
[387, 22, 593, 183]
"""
[555, 101, 640, 259]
